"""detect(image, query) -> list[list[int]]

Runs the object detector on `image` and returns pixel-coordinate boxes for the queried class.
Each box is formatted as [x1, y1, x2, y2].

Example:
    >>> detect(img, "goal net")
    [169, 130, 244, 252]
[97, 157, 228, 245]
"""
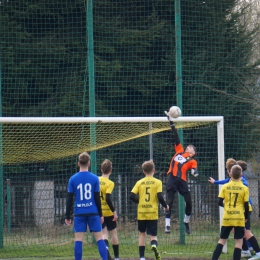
[0, 116, 222, 165]
[1, 116, 225, 259]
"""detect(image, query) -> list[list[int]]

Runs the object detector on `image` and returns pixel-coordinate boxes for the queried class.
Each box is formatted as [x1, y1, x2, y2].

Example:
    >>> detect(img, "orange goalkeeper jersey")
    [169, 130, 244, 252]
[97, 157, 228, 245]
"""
[167, 143, 197, 182]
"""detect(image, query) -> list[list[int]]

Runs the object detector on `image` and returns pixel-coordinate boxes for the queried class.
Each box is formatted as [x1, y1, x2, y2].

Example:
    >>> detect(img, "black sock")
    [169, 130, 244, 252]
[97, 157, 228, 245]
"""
[242, 237, 249, 250]
[248, 236, 260, 253]
[139, 246, 145, 258]
[233, 247, 241, 260]
[113, 244, 119, 258]
[212, 243, 223, 260]
[151, 240, 158, 247]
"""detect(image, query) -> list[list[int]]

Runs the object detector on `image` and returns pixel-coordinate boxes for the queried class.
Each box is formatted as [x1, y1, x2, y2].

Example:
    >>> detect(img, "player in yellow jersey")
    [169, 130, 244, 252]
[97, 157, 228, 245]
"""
[212, 164, 249, 260]
[99, 159, 119, 260]
[209, 158, 260, 259]
[130, 160, 169, 260]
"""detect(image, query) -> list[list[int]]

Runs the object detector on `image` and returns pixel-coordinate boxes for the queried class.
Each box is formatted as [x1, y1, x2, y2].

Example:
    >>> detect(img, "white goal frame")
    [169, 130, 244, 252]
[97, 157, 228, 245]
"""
[0, 116, 226, 251]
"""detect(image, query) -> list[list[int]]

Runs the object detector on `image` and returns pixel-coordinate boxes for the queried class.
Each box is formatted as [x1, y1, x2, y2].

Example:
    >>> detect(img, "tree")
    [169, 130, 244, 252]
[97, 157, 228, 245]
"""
[0, 0, 88, 116]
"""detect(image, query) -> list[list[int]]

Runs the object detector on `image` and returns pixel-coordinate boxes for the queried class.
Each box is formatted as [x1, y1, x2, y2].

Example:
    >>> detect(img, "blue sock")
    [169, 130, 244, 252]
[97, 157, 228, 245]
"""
[247, 240, 253, 249]
[97, 239, 108, 260]
[74, 241, 82, 260]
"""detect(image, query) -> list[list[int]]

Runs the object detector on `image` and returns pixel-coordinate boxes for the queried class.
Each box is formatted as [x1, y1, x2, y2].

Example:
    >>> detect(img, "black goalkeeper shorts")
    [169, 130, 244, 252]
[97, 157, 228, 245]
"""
[166, 174, 190, 195]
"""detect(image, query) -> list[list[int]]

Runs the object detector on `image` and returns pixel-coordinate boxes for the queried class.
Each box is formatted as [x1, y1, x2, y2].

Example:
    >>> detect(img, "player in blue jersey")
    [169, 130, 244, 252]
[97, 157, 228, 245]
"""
[65, 152, 108, 260]
[209, 158, 260, 260]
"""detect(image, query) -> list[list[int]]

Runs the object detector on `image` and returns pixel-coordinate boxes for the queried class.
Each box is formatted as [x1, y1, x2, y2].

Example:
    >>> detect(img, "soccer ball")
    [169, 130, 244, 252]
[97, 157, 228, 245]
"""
[168, 106, 181, 118]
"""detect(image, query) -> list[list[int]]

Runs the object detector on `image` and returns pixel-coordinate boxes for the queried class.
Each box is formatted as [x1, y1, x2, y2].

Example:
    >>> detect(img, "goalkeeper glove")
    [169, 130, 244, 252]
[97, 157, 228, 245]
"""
[191, 169, 199, 177]
[164, 111, 175, 126]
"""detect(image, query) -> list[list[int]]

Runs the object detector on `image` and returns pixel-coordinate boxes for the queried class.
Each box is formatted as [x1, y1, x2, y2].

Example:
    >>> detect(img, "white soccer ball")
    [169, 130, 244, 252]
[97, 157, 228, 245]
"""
[168, 106, 181, 118]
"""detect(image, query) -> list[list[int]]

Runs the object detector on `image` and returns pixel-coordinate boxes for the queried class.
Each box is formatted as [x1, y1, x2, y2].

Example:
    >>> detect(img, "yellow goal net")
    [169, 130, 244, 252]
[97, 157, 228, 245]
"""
[0, 116, 222, 165]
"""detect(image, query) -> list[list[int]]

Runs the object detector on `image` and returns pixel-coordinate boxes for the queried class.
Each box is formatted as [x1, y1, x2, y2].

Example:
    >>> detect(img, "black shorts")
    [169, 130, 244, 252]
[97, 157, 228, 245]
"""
[245, 212, 251, 230]
[166, 174, 190, 195]
[138, 220, 157, 236]
[102, 216, 117, 231]
[220, 226, 245, 240]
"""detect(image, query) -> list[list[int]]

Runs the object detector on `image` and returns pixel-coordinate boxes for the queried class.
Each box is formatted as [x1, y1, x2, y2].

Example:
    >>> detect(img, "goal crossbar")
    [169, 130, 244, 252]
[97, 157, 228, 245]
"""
[0, 116, 223, 123]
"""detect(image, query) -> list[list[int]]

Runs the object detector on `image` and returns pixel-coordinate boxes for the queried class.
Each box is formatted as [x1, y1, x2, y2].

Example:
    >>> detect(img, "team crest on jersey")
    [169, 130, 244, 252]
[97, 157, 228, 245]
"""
[174, 155, 187, 164]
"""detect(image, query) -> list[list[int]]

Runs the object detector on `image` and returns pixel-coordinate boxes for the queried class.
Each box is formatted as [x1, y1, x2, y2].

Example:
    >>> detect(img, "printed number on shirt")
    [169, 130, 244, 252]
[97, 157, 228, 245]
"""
[77, 183, 92, 200]
[145, 187, 150, 202]
[229, 192, 239, 207]
[174, 155, 187, 164]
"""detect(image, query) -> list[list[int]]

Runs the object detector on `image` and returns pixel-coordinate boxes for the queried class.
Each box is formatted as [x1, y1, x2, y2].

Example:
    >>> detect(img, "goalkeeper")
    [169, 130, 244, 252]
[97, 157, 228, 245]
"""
[164, 111, 198, 235]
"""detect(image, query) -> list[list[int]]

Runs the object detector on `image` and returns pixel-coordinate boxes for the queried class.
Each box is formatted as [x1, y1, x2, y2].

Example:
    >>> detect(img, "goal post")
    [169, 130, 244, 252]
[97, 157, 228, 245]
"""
[217, 117, 226, 253]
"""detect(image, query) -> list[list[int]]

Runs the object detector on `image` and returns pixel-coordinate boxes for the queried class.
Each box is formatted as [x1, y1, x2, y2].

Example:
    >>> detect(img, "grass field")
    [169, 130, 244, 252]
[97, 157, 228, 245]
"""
[1, 219, 259, 259]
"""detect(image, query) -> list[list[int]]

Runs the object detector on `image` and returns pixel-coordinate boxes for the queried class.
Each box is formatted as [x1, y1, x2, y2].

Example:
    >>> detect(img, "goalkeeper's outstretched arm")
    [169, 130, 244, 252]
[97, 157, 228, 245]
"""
[170, 122, 180, 146]
[164, 111, 180, 146]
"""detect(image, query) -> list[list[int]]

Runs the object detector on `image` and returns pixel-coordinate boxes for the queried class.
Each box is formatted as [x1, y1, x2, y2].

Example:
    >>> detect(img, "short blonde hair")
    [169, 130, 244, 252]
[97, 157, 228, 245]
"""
[78, 152, 91, 167]
[142, 160, 155, 174]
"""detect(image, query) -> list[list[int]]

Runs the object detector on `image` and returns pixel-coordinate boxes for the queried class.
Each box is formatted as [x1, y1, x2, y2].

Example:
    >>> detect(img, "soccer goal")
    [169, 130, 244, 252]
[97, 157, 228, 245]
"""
[0, 116, 226, 258]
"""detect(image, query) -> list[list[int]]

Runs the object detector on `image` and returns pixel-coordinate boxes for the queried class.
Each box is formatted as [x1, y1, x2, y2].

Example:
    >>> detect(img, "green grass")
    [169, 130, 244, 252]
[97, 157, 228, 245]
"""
[0, 242, 251, 260]
[1, 221, 260, 259]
